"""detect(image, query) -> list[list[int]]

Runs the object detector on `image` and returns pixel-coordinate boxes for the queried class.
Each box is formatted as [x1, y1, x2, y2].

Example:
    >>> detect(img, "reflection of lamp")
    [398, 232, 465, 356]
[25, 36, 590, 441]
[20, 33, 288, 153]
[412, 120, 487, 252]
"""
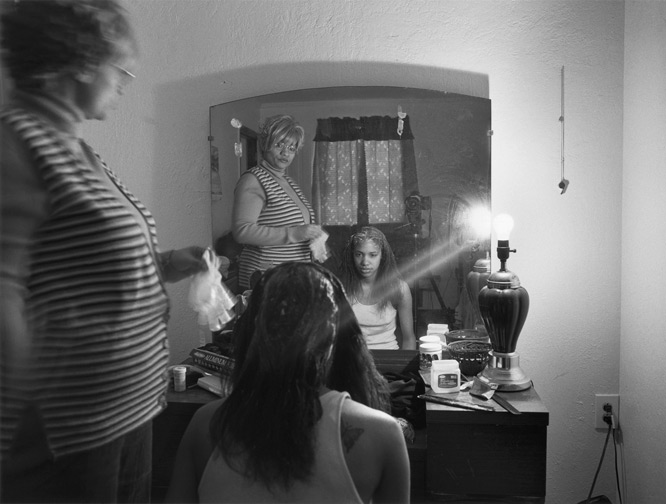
[465, 207, 491, 334]
[478, 214, 531, 391]
[466, 252, 491, 334]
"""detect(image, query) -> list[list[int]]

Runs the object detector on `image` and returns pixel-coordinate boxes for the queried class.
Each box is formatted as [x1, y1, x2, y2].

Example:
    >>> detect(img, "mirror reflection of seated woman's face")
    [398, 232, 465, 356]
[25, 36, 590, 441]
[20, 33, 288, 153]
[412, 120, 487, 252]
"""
[354, 240, 382, 281]
[264, 139, 297, 171]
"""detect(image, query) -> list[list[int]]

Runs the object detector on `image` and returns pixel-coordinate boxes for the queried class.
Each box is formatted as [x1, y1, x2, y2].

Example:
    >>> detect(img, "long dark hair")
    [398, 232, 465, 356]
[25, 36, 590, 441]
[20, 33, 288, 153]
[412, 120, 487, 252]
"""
[211, 262, 389, 492]
[339, 226, 403, 312]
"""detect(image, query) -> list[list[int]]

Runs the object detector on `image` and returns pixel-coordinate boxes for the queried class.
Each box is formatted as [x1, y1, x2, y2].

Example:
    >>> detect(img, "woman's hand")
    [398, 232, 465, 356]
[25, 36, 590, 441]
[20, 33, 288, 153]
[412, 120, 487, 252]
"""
[162, 246, 207, 283]
[288, 224, 325, 243]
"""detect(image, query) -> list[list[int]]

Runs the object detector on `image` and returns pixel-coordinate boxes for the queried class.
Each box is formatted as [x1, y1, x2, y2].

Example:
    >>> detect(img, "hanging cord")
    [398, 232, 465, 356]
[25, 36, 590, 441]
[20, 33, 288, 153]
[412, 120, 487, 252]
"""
[559, 66, 570, 194]
[585, 422, 612, 503]
[613, 427, 624, 504]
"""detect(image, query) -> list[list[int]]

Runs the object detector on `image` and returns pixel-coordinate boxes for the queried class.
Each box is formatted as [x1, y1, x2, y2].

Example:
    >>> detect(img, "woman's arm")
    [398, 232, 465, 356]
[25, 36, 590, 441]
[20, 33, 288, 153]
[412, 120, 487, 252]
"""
[397, 281, 416, 349]
[374, 416, 411, 504]
[159, 247, 206, 283]
[342, 402, 411, 504]
[165, 400, 221, 503]
[231, 173, 323, 246]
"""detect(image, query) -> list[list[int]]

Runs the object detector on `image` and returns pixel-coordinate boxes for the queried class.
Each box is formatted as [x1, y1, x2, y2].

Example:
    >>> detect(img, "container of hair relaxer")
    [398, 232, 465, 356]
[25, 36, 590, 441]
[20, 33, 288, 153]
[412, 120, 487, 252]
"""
[430, 359, 460, 394]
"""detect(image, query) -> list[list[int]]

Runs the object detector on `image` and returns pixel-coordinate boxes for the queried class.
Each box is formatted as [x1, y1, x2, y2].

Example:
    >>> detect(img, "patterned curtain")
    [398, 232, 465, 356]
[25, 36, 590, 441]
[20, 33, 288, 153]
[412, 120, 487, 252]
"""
[312, 115, 418, 226]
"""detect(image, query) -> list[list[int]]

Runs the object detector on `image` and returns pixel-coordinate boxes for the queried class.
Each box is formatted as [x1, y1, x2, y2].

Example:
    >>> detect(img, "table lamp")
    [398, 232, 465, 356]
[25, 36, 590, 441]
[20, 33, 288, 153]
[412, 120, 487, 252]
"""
[478, 214, 531, 391]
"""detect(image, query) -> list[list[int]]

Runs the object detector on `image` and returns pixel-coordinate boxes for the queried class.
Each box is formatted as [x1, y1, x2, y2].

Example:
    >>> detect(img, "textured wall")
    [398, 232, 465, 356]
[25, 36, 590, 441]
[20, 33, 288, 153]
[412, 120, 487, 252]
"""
[76, 1, 632, 502]
[622, 2, 666, 503]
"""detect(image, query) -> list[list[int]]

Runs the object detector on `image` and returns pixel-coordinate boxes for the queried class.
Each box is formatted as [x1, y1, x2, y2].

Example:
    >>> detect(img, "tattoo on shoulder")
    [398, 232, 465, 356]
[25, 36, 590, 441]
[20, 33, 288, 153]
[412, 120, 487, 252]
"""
[341, 418, 364, 453]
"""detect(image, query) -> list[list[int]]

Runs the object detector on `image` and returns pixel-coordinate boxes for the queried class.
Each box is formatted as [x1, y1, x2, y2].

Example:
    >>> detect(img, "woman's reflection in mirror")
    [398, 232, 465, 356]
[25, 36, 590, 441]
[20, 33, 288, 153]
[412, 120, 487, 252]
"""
[166, 262, 410, 503]
[231, 114, 326, 291]
[340, 227, 417, 350]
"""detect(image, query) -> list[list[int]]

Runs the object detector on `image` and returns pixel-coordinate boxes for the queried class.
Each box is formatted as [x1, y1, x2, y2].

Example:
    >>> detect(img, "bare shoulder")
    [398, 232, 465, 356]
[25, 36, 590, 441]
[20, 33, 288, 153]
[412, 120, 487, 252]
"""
[338, 398, 410, 503]
[340, 399, 404, 450]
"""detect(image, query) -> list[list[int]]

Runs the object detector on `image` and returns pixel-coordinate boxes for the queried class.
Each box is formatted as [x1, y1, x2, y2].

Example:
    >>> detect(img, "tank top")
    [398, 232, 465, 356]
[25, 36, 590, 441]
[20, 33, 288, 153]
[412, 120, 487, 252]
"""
[197, 390, 363, 503]
[351, 301, 399, 349]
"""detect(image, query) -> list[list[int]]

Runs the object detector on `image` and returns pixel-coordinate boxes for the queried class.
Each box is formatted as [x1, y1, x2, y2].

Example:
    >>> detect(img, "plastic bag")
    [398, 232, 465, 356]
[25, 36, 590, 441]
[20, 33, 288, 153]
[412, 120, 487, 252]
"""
[310, 230, 329, 263]
[188, 249, 237, 331]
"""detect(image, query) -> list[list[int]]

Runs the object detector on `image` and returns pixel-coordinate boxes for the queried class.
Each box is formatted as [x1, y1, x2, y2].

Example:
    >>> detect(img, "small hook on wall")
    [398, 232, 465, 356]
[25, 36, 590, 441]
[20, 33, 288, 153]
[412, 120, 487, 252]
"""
[558, 178, 570, 194]
[397, 105, 407, 137]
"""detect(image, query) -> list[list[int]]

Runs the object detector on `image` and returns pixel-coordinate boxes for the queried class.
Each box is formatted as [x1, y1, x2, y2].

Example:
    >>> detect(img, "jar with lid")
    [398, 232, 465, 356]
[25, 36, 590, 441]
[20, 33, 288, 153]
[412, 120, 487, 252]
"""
[419, 342, 442, 371]
[430, 359, 460, 394]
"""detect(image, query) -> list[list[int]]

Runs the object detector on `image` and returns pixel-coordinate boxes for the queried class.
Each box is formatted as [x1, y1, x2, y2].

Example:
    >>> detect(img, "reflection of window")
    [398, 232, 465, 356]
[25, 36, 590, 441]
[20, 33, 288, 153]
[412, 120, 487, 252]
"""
[312, 116, 418, 226]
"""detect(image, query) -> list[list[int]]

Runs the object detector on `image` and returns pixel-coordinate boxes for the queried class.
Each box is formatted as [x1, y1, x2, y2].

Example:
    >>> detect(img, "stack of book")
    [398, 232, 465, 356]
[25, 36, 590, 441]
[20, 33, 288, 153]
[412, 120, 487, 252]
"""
[189, 343, 234, 377]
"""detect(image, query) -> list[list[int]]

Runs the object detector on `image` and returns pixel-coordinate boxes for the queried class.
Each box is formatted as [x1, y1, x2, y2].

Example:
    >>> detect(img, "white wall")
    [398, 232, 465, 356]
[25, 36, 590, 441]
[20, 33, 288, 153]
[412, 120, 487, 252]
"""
[76, 1, 642, 502]
[622, 1, 666, 503]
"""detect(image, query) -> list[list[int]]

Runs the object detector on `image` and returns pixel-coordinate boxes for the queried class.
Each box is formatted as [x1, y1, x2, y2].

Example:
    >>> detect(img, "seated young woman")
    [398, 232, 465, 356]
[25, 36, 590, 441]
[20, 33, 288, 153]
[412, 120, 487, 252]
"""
[339, 226, 417, 350]
[166, 262, 409, 503]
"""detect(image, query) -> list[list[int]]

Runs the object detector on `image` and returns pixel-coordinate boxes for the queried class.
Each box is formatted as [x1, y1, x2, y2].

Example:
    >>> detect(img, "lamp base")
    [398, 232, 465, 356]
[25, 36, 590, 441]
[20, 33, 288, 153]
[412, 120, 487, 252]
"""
[479, 351, 532, 392]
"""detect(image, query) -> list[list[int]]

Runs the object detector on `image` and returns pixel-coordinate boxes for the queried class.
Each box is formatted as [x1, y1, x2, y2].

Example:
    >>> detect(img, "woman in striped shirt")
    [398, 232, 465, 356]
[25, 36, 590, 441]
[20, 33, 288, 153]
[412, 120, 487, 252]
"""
[0, 1, 206, 502]
[231, 115, 326, 290]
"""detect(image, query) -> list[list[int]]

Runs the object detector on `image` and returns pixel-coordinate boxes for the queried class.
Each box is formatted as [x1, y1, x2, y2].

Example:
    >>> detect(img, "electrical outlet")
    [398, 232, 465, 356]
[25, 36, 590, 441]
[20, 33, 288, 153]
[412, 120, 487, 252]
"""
[595, 394, 619, 429]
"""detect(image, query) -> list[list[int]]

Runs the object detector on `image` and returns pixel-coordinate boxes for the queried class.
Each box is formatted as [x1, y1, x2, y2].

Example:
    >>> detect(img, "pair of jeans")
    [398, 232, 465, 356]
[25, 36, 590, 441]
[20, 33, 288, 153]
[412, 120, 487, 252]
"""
[1, 419, 153, 503]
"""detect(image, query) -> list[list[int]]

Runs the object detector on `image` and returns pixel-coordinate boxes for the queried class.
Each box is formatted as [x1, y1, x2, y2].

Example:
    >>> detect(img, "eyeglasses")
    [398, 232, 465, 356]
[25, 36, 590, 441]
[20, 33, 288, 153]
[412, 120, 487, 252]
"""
[273, 141, 297, 154]
[111, 63, 136, 82]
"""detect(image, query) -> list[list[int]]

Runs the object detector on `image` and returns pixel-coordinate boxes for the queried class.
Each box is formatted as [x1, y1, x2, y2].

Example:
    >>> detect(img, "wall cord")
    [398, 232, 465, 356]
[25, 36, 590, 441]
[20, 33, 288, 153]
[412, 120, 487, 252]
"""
[584, 419, 624, 504]
[585, 423, 612, 503]
[612, 425, 624, 504]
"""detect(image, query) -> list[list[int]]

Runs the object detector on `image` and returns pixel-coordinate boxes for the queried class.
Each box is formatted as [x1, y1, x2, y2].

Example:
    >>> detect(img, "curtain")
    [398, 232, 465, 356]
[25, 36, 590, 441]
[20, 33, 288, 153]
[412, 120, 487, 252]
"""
[312, 115, 418, 226]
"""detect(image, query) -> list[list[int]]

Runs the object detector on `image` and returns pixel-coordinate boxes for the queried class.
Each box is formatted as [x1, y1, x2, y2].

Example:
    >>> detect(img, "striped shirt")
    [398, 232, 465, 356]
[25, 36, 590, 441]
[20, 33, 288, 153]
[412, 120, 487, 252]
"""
[0, 106, 170, 458]
[237, 165, 315, 289]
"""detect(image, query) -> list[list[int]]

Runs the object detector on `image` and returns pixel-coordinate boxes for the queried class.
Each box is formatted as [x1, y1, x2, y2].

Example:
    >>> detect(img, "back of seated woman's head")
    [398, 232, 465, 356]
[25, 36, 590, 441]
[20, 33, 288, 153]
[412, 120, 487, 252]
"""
[0, 0, 136, 90]
[218, 262, 348, 490]
[232, 262, 342, 390]
[216, 262, 389, 490]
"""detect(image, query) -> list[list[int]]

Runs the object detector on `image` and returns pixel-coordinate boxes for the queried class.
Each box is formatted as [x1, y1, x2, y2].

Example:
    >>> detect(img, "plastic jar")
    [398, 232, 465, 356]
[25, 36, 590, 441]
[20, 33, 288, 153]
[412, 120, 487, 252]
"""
[427, 323, 449, 344]
[419, 342, 442, 370]
[173, 366, 187, 392]
[430, 359, 460, 394]
[419, 335, 441, 345]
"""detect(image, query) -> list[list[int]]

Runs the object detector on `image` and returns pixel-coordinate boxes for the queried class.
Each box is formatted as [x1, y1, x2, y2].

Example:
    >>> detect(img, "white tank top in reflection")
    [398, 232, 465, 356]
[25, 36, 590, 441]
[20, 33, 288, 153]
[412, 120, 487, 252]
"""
[351, 301, 399, 349]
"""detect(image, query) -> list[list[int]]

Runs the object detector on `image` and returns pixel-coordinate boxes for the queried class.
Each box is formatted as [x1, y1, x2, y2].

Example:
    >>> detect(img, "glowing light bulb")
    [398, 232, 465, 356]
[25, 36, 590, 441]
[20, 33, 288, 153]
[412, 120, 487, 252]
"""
[493, 214, 514, 241]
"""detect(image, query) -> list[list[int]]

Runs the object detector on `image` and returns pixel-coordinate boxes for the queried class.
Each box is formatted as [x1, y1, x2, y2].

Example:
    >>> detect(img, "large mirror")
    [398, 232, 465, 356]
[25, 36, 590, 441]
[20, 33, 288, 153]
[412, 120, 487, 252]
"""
[210, 87, 491, 336]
